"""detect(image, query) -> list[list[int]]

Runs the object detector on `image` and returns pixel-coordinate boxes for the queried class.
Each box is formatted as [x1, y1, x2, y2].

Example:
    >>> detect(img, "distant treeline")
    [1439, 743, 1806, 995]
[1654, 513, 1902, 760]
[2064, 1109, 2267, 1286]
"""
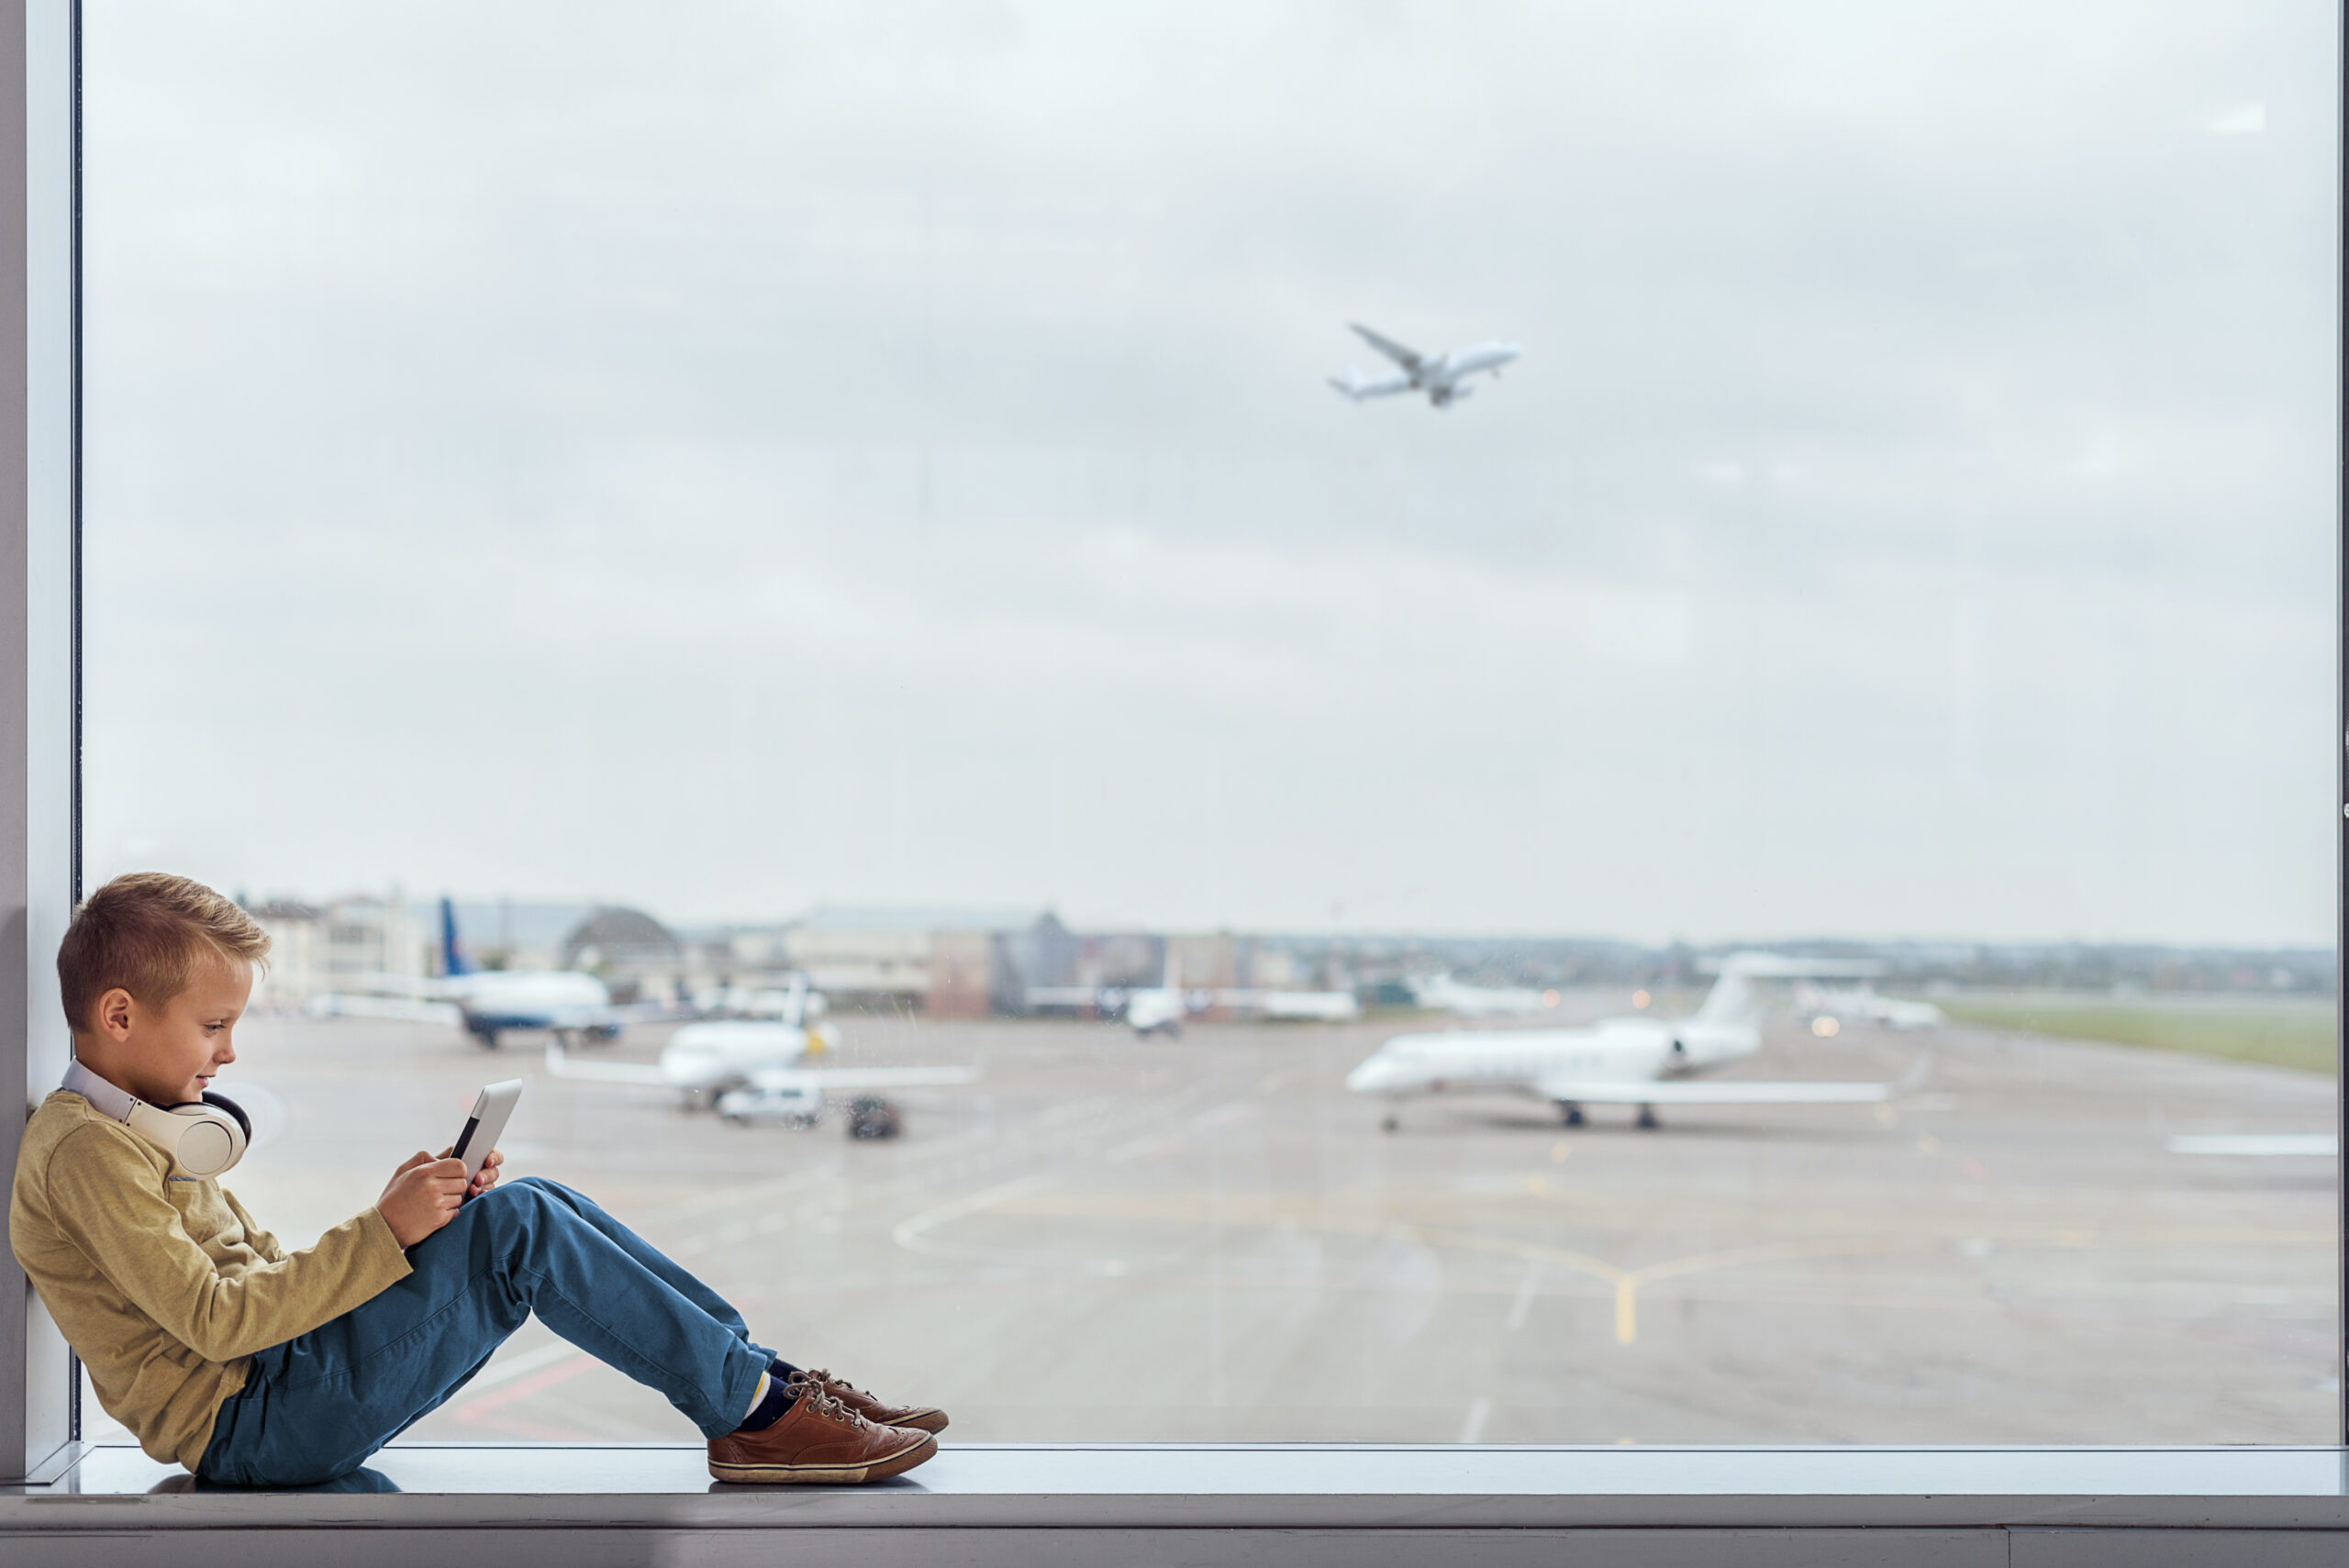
[1255, 934, 2335, 997]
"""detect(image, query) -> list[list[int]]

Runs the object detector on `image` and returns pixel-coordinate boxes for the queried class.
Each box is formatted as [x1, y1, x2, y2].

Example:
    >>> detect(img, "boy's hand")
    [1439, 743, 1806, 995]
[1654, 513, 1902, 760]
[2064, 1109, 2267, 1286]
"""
[376, 1151, 468, 1248]
[438, 1144, 503, 1199]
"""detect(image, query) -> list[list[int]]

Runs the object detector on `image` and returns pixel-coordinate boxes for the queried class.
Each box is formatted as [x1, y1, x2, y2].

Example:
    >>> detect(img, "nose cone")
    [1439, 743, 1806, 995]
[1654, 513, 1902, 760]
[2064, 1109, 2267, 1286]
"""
[1344, 1054, 1390, 1094]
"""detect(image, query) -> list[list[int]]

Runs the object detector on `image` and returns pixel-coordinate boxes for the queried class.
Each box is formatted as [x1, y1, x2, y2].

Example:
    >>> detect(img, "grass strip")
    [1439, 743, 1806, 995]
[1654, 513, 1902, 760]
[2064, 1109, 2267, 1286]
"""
[1932, 1000, 2337, 1076]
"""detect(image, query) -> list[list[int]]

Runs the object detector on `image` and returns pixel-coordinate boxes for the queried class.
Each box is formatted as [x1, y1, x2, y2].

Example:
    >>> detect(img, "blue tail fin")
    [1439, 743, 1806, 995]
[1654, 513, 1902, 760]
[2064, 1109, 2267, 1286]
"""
[440, 897, 474, 977]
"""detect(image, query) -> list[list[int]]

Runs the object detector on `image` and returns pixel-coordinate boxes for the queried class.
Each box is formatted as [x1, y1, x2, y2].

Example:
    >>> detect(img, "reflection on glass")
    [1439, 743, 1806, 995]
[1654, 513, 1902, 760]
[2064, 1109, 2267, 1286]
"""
[83, 0, 2336, 1444]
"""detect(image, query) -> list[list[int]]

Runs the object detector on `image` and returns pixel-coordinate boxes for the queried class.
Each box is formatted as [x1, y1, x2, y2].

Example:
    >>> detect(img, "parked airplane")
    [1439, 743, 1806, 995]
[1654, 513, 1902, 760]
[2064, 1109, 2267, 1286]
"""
[540, 987, 980, 1135]
[1346, 953, 1894, 1130]
[1030, 952, 1359, 1036]
[1410, 973, 1557, 1019]
[1795, 981, 1945, 1031]
[306, 898, 621, 1050]
[1327, 323, 1521, 409]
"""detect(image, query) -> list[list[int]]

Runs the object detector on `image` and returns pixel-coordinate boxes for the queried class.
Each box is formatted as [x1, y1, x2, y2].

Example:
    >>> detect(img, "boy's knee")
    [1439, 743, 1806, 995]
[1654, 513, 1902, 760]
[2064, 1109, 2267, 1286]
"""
[462, 1176, 556, 1233]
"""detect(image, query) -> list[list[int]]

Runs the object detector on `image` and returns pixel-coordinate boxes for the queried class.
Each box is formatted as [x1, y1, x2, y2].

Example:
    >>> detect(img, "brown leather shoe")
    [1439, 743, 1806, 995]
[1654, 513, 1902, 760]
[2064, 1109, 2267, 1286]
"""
[707, 1382, 937, 1485]
[790, 1368, 950, 1435]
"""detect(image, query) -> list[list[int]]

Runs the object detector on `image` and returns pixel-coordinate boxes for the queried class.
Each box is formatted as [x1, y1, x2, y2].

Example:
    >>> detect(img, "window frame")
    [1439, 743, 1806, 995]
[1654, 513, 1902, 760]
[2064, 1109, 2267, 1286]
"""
[3, 0, 2343, 1487]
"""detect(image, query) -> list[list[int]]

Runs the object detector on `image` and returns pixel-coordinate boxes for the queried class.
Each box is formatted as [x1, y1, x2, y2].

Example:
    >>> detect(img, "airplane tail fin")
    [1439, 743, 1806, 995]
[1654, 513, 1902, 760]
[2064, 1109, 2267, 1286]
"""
[1694, 968, 1762, 1026]
[440, 896, 474, 977]
[1695, 953, 1883, 1026]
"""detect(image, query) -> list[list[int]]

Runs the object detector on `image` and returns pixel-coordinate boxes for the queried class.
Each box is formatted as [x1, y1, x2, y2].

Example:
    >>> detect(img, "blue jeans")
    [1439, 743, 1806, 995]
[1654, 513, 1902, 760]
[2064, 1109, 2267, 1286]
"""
[197, 1176, 774, 1485]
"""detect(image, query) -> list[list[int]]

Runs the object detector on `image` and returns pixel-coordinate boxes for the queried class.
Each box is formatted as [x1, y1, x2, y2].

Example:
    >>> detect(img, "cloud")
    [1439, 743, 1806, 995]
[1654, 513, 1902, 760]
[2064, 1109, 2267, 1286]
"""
[78, 0, 2338, 943]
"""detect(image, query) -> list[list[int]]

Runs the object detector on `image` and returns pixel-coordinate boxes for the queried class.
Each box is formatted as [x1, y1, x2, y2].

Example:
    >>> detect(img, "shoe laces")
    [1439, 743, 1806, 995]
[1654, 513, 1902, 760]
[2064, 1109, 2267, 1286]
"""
[793, 1368, 867, 1399]
[785, 1373, 861, 1426]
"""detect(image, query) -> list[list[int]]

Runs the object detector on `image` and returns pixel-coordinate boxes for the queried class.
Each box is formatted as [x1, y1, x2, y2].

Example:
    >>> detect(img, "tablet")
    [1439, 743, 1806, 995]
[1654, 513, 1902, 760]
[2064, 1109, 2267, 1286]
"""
[452, 1080, 523, 1184]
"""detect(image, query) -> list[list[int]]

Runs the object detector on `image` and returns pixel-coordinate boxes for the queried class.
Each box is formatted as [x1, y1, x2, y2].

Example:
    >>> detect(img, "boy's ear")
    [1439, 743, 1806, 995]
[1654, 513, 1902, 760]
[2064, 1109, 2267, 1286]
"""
[94, 986, 135, 1044]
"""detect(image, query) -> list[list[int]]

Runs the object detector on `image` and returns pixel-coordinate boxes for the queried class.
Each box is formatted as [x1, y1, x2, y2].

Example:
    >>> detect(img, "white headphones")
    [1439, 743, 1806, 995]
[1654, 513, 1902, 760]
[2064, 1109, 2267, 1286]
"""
[61, 1058, 250, 1178]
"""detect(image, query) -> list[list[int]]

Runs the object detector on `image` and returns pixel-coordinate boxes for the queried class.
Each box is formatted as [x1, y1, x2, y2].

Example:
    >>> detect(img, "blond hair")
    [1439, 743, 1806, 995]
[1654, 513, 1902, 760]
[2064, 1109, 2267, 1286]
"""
[57, 873, 271, 1033]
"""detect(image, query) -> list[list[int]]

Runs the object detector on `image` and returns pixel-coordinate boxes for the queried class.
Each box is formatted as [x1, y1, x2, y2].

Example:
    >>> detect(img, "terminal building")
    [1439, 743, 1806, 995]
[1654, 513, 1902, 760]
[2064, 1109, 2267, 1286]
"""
[779, 906, 1052, 1018]
[242, 893, 1385, 1021]
[246, 893, 431, 1012]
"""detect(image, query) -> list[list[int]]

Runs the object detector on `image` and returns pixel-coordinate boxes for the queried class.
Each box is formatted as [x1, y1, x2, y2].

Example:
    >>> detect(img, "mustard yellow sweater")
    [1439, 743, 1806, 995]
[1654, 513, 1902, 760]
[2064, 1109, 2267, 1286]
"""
[9, 1090, 410, 1471]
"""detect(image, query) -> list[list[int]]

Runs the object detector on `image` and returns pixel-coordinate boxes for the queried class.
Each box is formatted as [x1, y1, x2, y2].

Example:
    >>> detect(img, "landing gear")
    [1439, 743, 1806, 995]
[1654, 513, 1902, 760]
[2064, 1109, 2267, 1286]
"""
[471, 1027, 501, 1051]
[1556, 1102, 1586, 1128]
[1635, 1104, 1661, 1131]
[1381, 1113, 1400, 1133]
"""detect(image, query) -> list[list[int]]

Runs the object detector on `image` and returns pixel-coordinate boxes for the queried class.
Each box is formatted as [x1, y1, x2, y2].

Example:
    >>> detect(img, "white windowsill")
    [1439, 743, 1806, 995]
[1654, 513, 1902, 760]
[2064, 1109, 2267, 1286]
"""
[5, 1442, 2346, 1532]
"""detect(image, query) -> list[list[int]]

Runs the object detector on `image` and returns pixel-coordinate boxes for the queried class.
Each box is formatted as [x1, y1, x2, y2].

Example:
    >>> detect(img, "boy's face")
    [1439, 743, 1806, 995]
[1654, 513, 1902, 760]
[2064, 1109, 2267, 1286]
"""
[85, 951, 252, 1106]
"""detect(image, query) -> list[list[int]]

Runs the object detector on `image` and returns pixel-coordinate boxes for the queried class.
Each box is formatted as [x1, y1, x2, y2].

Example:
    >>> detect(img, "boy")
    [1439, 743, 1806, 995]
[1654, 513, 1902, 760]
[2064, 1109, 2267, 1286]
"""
[8, 873, 941, 1486]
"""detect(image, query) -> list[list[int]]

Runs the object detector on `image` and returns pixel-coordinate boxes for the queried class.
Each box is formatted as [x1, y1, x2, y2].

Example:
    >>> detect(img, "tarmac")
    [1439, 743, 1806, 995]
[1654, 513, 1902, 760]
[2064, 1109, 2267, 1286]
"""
[89, 993, 2340, 1447]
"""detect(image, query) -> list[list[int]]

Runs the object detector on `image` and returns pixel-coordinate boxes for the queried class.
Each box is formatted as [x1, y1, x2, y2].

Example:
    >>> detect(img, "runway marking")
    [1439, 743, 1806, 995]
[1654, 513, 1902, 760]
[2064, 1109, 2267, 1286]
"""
[1505, 1262, 1542, 1331]
[891, 1173, 1058, 1258]
[445, 1350, 596, 1437]
[886, 1174, 2338, 1346]
[976, 1186, 2332, 1255]
[1458, 1396, 1493, 1444]
[1434, 1229, 1955, 1346]
[1105, 1132, 1186, 1164]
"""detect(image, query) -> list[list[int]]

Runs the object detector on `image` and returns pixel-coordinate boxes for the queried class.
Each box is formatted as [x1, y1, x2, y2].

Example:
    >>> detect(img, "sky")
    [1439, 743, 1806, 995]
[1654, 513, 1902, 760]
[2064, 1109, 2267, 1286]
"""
[79, 0, 2339, 945]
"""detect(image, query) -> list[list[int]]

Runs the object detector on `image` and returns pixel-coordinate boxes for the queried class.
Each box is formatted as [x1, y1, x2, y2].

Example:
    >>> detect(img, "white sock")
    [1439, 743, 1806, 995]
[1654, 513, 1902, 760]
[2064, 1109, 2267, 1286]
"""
[743, 1372, 770, 1422]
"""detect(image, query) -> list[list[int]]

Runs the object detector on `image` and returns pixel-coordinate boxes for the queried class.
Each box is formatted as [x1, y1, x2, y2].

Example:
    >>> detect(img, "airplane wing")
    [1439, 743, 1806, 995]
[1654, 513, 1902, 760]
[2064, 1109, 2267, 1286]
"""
[1027, 986, 1107, 1007]
[540, 1042, 670, 1085]
[1536, 1079, 1891, 1105]
[2167, 1133, 2336, 1156]
[1216, 988, 1361, 1019]
[1328, 370, 1413, 401]
[1349, 322, 1423, 372]
[747, 1065, 983, 1093]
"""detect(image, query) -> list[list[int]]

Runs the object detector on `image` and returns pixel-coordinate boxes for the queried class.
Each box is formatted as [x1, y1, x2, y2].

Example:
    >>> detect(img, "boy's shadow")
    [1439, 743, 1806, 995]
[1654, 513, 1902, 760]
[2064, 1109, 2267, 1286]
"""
[150, 1468, 401, 1495]
[709, 1475, 932, 1495]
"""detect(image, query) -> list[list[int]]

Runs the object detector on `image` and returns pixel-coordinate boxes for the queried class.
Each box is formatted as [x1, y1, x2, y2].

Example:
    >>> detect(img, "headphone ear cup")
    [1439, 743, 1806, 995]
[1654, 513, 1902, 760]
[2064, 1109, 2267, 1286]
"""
[173, 1117, 239, 1177]
[160, 1099, 249, 1178]
[202, 1091, 252, 1143]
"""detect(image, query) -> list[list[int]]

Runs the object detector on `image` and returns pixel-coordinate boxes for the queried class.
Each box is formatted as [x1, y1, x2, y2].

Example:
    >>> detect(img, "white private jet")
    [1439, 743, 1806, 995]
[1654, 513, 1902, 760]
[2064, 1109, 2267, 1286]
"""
[1030, 952, 1359, 1037]
[1347, 953, 1895, 1131]
[1327, 322, 1521, 409]
[540, 996, 980, 1132]
[1409, 973, 1558, 1019]
[1795, 981, 1945, 1031]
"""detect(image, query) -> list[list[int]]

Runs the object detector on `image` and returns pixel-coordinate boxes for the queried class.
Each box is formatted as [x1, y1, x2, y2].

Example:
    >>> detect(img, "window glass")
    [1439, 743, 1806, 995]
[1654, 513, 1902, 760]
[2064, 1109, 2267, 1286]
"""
[83, 0, 2337, 1444]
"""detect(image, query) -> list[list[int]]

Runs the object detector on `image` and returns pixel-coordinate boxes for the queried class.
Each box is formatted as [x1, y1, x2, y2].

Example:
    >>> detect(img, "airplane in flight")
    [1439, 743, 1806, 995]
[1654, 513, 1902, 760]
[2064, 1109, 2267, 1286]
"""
[1029, 951, 1359, 1037]
[1327, 323, 1522, 409]
[306, 898, 622, 1049]
[1346, 952, 1896, 1130]
[540, 981, 980, 1134]
[1795, 980, 1945, 1032]
[1409, 973, 1558, 1019]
